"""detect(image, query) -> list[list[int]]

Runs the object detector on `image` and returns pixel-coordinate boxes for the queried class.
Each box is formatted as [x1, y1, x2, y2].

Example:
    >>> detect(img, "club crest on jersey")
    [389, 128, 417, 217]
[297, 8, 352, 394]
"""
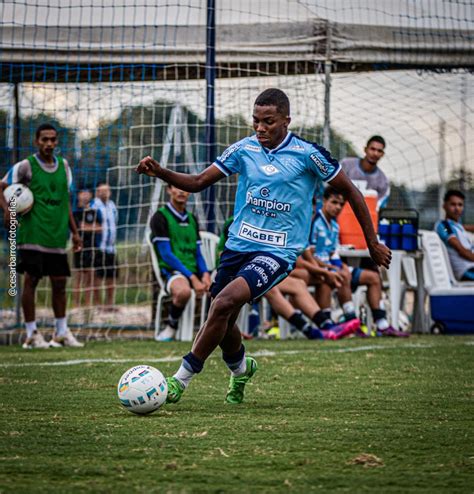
[309, 152, 329, 175]
[262, 164, 279, 175]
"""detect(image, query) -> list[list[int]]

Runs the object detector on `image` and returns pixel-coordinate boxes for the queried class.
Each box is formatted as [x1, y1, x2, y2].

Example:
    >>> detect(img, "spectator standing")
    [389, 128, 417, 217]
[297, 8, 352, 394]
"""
[0, 123, 83, 348]
[341, 135, 390, 210]
[72, 188, 102, 306]
[91, 182, 119, 310]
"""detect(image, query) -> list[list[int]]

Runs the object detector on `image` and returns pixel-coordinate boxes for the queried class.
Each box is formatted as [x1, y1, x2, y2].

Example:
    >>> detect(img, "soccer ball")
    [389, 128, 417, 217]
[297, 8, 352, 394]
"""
[3, 183, 34, 214]
[117, 365, 168, 415]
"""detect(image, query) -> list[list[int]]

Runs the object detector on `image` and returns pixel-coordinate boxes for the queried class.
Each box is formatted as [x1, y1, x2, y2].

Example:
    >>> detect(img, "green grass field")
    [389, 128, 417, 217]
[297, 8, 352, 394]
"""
[1, 336, 473, 493]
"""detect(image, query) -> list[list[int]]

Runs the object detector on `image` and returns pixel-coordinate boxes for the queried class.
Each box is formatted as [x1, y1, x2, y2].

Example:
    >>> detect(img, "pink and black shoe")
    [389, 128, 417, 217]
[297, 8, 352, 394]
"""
[377, 326, 410, 337]
[322, 319, 361, 340]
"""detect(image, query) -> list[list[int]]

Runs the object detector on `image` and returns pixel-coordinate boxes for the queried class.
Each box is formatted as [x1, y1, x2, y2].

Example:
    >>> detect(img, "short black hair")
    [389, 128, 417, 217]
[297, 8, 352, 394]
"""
[444, 189, 465, 202]
[366, 135, 386, 148]
[35, 123, 57, 140]
[254, 88, 290, 116]
[323, 186, 346, 201]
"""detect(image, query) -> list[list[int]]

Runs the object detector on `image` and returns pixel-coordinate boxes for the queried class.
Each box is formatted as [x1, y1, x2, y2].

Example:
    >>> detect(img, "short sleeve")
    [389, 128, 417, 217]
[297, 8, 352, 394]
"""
[307, 144, 341, 182]
[63, 159, 73, 191]
[150, 211, 169, 241]
[213, 141, 244, 176]
[2, 160, 31, 185]
[436, 221, 455, 244]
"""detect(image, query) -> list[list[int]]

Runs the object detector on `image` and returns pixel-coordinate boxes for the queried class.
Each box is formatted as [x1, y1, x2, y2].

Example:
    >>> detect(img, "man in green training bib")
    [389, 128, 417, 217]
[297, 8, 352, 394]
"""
[0, 123, 83, 349]
[150, 185, 211, 341]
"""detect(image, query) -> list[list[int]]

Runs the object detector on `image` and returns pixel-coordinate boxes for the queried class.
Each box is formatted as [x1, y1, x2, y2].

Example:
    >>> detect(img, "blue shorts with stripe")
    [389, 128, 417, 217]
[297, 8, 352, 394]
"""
[211, 248, 291, 303]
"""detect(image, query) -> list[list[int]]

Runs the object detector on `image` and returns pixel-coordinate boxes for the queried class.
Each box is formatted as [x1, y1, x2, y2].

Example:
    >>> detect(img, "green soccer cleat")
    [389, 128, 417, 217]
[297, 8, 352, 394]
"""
[166, 377, 185, 404]
[225, 357, 258, 405]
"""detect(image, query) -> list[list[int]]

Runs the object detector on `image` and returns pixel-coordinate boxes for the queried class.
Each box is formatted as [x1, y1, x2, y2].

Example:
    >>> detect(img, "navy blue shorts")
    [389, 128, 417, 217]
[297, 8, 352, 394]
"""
[210, 248, 291, 303]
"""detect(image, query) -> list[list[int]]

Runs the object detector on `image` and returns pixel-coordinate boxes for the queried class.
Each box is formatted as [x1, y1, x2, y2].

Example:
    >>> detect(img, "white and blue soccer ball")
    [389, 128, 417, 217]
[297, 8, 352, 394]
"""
[117, 365, 168, 415]
[3, 183, 34, 214]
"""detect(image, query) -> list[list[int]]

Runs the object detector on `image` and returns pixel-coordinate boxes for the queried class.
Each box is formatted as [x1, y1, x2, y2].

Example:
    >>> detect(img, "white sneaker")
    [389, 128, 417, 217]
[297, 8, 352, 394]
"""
[52, 330, 84, 348]
[48, 339, 63, 348]
[22, 331, 50, 349]
[156, 325, 177, 342]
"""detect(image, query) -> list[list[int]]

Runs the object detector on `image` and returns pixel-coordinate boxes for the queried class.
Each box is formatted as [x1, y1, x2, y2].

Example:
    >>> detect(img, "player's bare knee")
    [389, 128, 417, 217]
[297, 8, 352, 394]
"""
[174, 287, 191, 305]
[51, 277, 67, 293]
[24, 274, 40, 290]
[367, 271, 380, 287]
[210, 294, 236, 321]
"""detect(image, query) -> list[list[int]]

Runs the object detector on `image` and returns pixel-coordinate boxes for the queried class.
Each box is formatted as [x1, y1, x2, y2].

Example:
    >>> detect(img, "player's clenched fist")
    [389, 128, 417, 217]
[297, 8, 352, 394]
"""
[136, 156, 161, 177]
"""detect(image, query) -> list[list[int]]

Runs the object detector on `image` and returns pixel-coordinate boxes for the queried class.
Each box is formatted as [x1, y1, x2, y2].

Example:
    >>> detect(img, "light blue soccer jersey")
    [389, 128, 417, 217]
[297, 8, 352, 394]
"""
[213, 132, 341, 266]
[435, 219, 474, 280]
[310, 211, 340, 263]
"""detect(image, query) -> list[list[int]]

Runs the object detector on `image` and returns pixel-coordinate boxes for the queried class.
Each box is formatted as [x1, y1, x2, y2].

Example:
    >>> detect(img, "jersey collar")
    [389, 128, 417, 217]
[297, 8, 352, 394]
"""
[166, 201, 188, 222]
[261, 132, 293, 154]
[318, 210, 333, 231]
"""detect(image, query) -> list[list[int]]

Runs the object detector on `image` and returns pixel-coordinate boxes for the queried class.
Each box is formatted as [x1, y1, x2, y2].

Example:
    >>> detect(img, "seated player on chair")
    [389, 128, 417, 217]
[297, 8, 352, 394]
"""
[435, 189, 474, 282]
[150, 185, 211, 341]
[309, 186, 408, 337]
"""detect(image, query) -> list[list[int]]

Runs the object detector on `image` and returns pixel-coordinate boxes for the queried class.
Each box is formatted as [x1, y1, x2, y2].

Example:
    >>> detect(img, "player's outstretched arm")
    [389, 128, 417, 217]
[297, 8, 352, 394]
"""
[136, 156, 225, 193]
[330, 171, 392, 269]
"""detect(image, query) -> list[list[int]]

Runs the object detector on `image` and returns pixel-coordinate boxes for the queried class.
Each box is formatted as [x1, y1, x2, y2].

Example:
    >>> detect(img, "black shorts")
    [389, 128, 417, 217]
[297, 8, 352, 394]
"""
[96, 251, 119, 279]
[73, 247, 100, 270]
[18, 249, 71, 278]
[210, 248, 290, 303]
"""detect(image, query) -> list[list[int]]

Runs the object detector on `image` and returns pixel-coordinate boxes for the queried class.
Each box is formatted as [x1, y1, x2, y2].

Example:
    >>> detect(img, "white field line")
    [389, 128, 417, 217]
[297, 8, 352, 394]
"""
[0, 342, 451, 368]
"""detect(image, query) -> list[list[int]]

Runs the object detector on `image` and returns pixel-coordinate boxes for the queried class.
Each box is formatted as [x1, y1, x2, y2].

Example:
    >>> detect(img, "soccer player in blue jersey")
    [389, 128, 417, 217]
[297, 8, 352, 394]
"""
[310, 186, 408, 337]
[136, 88, 391, 405]
[435, 190, 474, 281]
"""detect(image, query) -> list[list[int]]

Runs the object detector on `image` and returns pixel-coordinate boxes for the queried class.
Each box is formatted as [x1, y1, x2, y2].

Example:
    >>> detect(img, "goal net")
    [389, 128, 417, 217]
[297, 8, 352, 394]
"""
[0, 1, 472, 331]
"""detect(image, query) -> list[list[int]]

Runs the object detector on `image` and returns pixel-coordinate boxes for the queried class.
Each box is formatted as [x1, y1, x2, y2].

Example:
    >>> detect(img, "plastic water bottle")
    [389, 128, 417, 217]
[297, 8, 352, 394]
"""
[378, 219, 390, 248]
[402, 223, 417, 251]
[390, 222, 401, 250]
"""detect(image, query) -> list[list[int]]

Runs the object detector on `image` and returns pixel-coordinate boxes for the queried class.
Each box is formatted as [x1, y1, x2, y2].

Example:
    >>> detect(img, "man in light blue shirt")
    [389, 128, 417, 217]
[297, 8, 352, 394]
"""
[91, 182, 119, 310]
[136, 88, 391, 406]
[435, 190, 474, 281]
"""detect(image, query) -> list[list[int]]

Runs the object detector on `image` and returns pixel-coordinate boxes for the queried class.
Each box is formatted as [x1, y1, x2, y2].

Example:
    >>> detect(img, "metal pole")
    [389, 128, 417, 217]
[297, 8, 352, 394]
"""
[205, 0, 216, 232]
[13, 82, 22, 327]
[459, 74, 467, 195]
[438, 119, 446, 219]
[322, 22, 332, 149]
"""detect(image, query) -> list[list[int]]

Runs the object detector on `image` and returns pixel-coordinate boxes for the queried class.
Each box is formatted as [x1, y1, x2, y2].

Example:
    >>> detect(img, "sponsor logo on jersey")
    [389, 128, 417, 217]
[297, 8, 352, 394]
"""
[309, 152, 329, 175]
[246, 191, 291, 213]
[244, 144, 261, 152]
[291, 145, 304, 151]
[238, 222, 287, 247]
[219, 143, 241, 163]
[261, 164, 279, 175]
[43, 198, 62, 206]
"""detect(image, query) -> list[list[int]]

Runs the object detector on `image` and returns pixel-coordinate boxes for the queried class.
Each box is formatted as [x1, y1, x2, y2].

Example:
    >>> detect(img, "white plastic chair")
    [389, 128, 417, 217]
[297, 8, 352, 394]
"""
[199, 231, 220, 271]
[421, 230, 474, 290]
[147, 235, 196, 342]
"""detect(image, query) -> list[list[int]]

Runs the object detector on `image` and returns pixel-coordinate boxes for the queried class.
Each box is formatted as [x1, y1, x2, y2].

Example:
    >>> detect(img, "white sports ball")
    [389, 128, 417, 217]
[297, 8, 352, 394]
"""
[4, 183, 34, 214]
[117, 365, 168, 415]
